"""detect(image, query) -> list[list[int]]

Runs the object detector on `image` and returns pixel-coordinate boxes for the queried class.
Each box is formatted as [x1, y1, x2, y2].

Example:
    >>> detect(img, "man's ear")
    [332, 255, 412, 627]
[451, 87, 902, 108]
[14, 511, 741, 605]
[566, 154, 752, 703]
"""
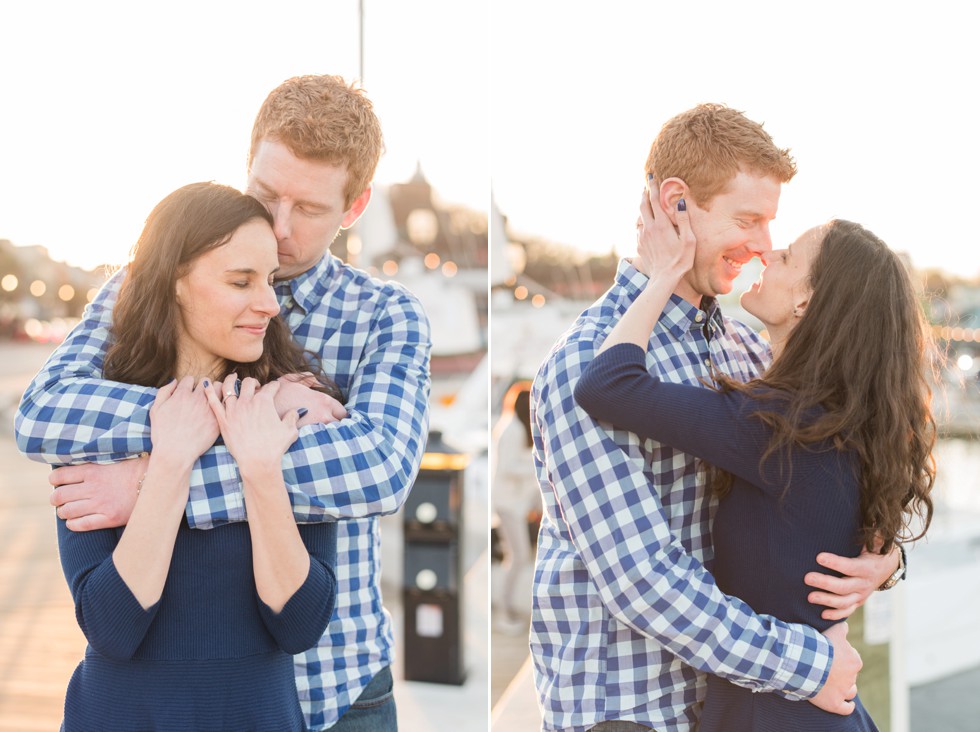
[659, 177, 689, 224]
[340, 185, 373, 230]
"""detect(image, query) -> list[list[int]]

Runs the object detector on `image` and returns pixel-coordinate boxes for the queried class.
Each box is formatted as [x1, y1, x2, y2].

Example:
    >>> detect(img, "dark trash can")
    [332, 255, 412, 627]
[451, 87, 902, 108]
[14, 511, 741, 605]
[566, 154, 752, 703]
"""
[402, 430, 469, 684]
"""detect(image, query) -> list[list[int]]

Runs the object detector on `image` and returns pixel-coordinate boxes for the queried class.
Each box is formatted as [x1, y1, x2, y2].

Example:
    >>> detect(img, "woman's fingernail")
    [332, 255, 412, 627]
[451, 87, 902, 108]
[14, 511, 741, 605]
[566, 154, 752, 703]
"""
[234, 379, 242, 396]
[297, 408, 309, 418]
[646, 172, 654, 181]
[203, 379, 210, 387]
[677, 198, 687, 212]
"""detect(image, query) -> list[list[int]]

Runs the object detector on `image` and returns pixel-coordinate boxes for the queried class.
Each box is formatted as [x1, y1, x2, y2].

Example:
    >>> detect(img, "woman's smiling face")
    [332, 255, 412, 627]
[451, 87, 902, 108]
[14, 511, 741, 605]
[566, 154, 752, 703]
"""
[173, 218, 281, 378]
[740, 224, 824, 333]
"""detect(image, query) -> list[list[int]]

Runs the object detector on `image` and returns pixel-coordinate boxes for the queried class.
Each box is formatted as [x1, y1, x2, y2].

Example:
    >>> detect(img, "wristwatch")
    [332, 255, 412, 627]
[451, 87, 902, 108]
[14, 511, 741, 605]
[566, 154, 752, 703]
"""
[877, 543, 907, 591]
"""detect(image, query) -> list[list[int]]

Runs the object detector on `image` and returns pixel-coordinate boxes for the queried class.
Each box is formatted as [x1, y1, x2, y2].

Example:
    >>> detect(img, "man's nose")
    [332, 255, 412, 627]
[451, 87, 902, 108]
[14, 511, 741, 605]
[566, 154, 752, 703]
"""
[749, 224, 773, 256]
[271, 201, 291, 242]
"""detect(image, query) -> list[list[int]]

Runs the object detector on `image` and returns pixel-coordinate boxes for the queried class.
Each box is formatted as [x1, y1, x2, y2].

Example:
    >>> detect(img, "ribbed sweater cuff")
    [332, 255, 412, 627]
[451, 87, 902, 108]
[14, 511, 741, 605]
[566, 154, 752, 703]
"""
[258, 560, 336, 654]
[79, 560, 158, 659]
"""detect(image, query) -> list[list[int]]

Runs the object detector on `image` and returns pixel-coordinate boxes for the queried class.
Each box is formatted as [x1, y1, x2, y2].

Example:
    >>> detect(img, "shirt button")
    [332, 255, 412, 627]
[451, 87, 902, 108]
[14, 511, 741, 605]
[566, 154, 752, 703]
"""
[695, 313, 704, 323]
[705, 358, 711, 368]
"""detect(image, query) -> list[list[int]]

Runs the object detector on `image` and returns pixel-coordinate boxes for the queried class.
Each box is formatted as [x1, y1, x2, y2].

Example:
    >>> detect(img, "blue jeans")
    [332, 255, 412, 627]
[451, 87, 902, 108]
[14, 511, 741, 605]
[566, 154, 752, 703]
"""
[329, 665, 397, 731]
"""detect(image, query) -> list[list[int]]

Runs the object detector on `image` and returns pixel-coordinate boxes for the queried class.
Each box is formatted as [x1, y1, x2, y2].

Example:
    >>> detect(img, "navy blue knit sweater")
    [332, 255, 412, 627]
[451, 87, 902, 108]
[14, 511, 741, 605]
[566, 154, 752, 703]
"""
[57, 513, 337, 731]
[575, 343, 878, 732]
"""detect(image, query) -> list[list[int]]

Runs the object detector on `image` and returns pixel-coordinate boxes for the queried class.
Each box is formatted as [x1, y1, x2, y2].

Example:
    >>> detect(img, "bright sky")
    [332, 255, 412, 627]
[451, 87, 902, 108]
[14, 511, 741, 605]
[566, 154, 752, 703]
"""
[491, 1, 980, 278]
[0, 0, 487, 270]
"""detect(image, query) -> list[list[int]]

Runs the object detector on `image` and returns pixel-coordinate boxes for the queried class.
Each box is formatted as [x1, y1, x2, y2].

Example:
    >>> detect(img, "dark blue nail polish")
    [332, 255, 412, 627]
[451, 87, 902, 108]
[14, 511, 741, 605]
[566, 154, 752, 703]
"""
[203, 379, 210, 387]
[646, 172, 654, 181]
[677, 198, 687, 212]
[234, 379, 242, 396]
[297, 408, 309, 418]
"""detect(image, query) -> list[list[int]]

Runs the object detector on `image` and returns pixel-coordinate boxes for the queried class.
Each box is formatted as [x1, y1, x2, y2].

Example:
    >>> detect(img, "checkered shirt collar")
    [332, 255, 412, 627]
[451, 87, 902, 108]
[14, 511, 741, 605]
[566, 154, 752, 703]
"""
[616, 258, 728, 340]
[274, 253, 339, 314]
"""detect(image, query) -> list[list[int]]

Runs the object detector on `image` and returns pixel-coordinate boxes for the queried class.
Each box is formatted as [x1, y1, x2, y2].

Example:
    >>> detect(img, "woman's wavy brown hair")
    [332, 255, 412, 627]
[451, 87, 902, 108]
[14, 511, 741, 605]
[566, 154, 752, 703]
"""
[103, 182, 341, 399]
[710, 219, 936, 552]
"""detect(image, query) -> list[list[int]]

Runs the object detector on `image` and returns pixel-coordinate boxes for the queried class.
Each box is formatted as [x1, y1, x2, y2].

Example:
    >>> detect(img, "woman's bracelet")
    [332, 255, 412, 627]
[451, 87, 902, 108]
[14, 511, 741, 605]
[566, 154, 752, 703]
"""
[135, 452, 149, 496]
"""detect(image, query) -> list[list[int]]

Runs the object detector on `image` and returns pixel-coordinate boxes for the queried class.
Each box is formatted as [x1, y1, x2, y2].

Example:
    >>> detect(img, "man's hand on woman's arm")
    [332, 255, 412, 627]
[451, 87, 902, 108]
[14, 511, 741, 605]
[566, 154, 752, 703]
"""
[808, 622, 862, 715]
[805, 541, 902, 621]
[50, 454, 149, 531]
[274, 373, 347, 427]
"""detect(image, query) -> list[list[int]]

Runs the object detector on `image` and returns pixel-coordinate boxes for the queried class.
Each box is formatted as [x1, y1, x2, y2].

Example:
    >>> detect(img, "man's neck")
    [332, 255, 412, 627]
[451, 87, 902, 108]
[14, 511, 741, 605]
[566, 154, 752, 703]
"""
[673, 278, 704, 309]
[629, 255, 704, 309]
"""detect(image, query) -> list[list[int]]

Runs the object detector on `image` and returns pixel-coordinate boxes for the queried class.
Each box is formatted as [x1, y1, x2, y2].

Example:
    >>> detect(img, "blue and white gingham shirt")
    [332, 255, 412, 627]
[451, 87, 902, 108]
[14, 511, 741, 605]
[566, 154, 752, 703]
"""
[530, 260, 833, 732]
[15, 253, 431, 730]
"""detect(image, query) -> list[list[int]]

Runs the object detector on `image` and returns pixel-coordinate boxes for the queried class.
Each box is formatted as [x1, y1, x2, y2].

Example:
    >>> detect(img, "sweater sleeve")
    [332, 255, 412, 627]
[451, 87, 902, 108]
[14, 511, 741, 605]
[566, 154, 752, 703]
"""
[257, 522, 338, 654]
[56, 518, 160, 660]
[575, 343, 783, 492]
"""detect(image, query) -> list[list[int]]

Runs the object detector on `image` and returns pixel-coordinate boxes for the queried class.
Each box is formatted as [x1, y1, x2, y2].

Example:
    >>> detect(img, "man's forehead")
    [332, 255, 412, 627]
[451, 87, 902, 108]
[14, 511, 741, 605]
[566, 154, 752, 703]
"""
[725, 172, 782, 214]
[249, 139, 350, 185]
[247, 152, 349, 208]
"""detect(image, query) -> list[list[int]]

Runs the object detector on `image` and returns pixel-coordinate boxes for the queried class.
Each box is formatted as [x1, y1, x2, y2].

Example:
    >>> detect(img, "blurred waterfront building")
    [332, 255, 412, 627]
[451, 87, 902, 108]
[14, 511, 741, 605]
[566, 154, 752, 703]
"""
[0, 239, 108, 342]
[336, 166, 490, 453]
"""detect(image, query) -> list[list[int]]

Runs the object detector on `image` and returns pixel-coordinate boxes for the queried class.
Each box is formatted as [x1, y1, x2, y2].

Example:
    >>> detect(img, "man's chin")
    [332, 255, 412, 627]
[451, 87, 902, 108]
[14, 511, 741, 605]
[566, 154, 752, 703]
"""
[274, 258, 305, 281]
[710, 279, 735, 298]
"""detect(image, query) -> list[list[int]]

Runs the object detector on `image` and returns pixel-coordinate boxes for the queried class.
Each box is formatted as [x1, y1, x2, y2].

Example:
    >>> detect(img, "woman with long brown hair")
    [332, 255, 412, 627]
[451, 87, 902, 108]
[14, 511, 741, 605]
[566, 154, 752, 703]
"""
[57, 182, 341, 731]
[573, 194, 935, 731]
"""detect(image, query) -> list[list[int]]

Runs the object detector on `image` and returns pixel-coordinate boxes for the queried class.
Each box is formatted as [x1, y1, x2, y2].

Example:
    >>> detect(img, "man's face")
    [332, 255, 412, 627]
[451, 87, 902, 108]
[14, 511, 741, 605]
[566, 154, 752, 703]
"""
[677, 171, 781, 304]
[246, 139, 368, 280]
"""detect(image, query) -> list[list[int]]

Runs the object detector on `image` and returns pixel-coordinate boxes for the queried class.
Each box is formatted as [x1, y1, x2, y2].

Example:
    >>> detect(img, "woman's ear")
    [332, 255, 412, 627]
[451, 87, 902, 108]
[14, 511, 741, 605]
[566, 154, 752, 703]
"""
[792, 298, 809, 318]
[659, 178, 689, 224]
